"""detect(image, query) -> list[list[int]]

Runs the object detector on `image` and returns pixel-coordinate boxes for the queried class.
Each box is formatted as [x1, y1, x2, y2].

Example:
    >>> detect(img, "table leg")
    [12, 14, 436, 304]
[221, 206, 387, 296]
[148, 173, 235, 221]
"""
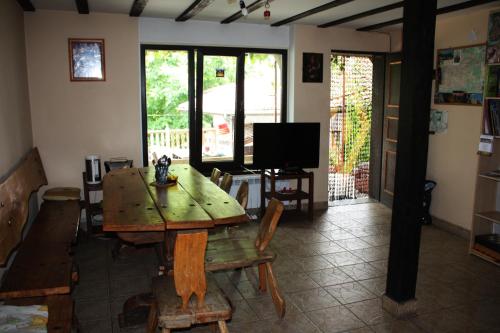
[165, 230, 176, 272]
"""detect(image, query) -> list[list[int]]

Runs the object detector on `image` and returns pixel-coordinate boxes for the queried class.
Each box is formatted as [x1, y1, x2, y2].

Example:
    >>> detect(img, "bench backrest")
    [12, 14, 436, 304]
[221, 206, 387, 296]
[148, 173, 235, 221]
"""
[0, 148, 47, 266]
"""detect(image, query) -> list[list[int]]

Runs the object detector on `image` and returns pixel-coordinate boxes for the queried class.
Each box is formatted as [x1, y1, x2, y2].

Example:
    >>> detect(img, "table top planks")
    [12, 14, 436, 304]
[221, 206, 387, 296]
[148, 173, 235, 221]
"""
[169, 165, 248, 225]
[103, 168, 164, 232]
[140, 168, 214, 229]
[103, 165, 248, 232]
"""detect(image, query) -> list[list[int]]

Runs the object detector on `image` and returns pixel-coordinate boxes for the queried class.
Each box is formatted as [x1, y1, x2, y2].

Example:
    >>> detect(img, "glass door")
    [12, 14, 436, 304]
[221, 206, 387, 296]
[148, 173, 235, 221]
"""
[195, 51, 243, 169]
[143, 48, 193, 165]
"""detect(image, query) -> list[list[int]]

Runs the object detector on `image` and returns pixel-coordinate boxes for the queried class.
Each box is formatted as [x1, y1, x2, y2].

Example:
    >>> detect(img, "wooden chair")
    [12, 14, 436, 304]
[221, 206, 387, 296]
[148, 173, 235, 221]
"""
[210, 168, 221, 185]
[147, 230, 231, 333]
[235, 180, 249, 210]
[219, 173, 233, 193]
[205, 198, 285, 318]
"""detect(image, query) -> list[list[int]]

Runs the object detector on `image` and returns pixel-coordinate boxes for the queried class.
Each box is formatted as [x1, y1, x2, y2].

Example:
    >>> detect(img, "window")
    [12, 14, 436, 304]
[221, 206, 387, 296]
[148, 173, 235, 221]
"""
[141, 45, 287, 172]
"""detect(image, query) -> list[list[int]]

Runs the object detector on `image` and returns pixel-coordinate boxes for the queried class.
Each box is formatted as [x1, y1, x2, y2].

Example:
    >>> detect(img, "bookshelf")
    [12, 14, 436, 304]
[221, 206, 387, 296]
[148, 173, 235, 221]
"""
[470, 10, 500, 265]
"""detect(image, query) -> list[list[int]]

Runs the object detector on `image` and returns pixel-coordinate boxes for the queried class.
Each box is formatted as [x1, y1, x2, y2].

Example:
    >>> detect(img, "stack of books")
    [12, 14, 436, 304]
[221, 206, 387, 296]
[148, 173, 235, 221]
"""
[485, 99, 500, 135]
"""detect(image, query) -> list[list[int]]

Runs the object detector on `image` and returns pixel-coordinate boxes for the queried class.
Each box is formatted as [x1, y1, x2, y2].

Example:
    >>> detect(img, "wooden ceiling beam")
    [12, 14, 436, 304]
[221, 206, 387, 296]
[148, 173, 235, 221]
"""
[176, 0, 215, 22]
[357, 0, 499, 31]
[357, 18, 402, 31]
[221, 0, 274, 24]
[271, 0, 355, 27]
[75, 0, 89, 14]
[318, 1, 403, 28]
[130, 0, 149, 17]
[16, 0, 35, 11]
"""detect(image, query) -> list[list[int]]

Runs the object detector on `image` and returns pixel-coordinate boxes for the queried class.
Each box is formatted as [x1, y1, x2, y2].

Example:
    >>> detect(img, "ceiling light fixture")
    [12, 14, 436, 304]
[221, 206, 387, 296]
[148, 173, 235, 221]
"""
[240, 0, 248, 16]
[264, 0, 271, 20]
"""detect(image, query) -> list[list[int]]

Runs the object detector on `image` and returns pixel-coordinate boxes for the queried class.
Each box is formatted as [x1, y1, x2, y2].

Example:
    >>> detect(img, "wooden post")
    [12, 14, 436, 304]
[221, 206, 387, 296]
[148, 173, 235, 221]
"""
[383, 0, 437, 317]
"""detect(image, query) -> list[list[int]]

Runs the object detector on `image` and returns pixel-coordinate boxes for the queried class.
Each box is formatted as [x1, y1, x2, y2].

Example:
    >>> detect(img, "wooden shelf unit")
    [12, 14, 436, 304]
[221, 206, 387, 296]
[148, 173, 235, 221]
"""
[260, 169, 314, 219]
[471, 127, 500, 266]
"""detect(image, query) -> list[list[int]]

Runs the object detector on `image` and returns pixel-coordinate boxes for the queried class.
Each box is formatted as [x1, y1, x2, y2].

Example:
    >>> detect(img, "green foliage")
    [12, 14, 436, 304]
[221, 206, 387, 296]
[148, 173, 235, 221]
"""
[145, 51, 281, 131]
[330, 55, 372, 174]
[146, 50, 190, 130]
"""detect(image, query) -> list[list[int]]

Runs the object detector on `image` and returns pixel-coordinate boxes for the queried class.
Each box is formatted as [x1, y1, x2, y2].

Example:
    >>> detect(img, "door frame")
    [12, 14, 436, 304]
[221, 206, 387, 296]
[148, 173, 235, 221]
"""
[140, 44, 288, 172]
[330, 50, 386, 201]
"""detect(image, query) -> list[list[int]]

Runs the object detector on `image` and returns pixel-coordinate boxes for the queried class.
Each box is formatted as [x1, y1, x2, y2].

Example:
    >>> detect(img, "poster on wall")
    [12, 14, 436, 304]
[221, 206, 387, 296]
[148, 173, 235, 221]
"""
[68, 38, 106, 81]
[302, 53, 323, 83]
[434, 44, 485, 106]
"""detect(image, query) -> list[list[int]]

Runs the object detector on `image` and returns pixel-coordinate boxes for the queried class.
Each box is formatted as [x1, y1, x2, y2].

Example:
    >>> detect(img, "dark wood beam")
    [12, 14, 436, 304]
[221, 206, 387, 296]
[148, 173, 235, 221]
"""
[75, 0, 89, 14]
[357, 0, 499, 31]
[129, 0, 149, 17]
[384, 0, 436, 305]
[271, 0, 355, 27]
[176, 0, 215, 22]
[16, 0, 35, 11]
[221, 0, 273, 24]
[318, 2, 403, 28]
[357, 18, 403, 31]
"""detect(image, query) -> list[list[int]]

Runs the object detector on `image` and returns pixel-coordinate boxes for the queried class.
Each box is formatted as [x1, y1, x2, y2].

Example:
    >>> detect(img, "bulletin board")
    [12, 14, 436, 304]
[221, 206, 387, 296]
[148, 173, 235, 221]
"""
[434, 44, 486, 106]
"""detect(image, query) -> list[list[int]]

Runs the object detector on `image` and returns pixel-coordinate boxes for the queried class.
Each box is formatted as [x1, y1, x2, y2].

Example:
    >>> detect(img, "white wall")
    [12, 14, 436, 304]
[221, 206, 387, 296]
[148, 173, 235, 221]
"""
[290, 25, 390, 204]
[139, 18, 289, 49]
[0, 0, 35, 281]
[0, 0, 33, 177]
[25, 11, 142, 192]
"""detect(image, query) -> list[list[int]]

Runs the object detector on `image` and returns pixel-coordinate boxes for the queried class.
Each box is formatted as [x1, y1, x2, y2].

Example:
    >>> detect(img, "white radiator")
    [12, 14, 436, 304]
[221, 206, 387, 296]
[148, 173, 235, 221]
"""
[229, 174, 290, 210]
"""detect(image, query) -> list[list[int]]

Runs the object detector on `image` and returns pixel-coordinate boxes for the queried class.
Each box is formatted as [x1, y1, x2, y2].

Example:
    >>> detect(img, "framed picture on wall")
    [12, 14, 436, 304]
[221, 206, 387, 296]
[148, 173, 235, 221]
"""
[302, 52, 323, 83]
[68, 38, 106, 81]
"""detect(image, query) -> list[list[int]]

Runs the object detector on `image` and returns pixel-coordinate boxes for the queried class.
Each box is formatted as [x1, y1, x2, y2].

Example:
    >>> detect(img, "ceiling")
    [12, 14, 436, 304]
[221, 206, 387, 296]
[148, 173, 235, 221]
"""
[27, 0, 500, 31]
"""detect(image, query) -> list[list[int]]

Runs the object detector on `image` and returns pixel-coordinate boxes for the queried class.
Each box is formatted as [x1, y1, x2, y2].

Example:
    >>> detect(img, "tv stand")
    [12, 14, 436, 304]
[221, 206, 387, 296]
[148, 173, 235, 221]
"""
[260, 169, 314, 219]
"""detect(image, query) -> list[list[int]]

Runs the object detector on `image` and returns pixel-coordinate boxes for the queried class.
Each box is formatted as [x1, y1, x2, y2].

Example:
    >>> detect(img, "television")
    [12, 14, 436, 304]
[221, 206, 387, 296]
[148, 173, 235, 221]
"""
[253, 122, 320, 170]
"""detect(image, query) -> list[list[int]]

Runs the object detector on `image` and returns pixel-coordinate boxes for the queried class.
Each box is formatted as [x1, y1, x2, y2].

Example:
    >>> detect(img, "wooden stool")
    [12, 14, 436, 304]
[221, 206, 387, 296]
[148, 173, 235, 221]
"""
[42, 187, 81, 201]
[147, 230, 231, 333]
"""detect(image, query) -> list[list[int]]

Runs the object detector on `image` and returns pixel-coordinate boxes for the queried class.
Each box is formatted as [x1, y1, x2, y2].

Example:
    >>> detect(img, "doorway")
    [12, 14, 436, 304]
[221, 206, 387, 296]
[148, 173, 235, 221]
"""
[329, 53, 381, 205]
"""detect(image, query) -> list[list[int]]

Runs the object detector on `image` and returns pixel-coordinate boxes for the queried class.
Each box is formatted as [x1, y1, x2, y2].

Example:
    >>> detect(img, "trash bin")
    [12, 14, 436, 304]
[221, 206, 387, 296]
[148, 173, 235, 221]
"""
[421, 180, 437, 225]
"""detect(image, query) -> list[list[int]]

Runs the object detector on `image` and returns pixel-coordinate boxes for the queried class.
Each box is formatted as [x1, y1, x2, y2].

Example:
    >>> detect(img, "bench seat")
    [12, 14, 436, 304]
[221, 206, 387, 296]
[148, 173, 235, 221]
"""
[0, 199, 80, 299]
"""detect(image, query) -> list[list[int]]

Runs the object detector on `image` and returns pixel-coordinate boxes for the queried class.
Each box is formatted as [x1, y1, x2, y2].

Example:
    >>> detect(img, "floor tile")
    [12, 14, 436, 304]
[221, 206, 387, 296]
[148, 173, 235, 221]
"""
[339, 262, 385, 280]
[335, 238, 373, 251]
[306, 305, 366, 333]
[309, 241, 346, 255]
[293, 255, 334, 271]
[275, 272, 321, 292]
[308, 267, 353, 287]
[346, 298, 393, 326]
[287, 287, 340, 311]
[80, 318, 113, 333]
[323, 251, 365, 266]
[325, 282, 377, 305]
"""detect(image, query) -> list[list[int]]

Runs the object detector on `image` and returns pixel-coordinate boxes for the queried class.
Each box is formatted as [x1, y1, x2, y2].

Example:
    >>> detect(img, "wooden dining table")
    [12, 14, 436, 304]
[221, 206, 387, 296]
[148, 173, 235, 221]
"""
[102, 164, 249, 327]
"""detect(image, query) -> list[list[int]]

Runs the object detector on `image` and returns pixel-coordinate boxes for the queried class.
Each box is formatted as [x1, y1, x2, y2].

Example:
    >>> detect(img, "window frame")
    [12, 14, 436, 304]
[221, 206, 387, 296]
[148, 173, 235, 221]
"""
[140, 44, 288, 174]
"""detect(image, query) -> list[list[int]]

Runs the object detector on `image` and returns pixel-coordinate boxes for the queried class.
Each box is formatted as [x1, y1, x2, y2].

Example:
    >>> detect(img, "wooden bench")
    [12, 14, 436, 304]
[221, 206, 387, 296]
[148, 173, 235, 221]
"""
[0, 148, 81, 333]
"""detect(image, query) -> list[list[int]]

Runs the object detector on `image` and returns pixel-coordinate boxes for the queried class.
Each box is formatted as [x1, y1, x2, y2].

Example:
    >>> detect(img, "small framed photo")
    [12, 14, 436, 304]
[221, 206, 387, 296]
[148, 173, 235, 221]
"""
[302, 52, 323, 83]
[68, 38, 106, 81]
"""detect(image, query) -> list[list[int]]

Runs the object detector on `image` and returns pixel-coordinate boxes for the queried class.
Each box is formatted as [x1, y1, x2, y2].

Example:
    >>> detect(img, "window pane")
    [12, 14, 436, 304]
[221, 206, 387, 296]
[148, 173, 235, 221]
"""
[201, 55, 237, 162]
[244, 53, 282, 165]
[145, 50, 189, 163]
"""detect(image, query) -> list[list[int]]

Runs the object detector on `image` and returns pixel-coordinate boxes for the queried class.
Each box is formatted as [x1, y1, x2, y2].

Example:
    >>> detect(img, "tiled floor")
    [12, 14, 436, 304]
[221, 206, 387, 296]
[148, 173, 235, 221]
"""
[74, 203, 500, 333]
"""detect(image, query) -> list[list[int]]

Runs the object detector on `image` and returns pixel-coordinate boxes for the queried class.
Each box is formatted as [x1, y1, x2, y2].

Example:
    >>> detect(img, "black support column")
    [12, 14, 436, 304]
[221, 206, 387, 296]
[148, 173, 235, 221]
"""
[383, 0, 437, 316]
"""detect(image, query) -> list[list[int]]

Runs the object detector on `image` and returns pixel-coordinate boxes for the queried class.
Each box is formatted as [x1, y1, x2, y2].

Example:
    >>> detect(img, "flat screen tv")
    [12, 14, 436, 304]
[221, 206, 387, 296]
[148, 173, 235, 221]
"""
[253, 122, 320, 170]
